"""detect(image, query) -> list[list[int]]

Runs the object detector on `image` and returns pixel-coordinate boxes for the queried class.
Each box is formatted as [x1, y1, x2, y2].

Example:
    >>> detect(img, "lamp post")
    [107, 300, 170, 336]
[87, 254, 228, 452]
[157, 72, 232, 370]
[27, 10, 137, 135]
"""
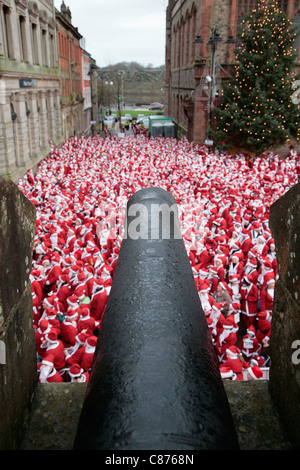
[195, 25, 235, 138]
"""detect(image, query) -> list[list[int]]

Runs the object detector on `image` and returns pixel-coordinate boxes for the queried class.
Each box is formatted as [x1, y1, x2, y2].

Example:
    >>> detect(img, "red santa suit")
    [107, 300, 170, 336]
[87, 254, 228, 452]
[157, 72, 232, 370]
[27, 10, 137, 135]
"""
[44, 308, 61, 335]
[194, 247, 211, 270]
[215, 260, 225, 282]
[208, 267, 219, 294]
[68, 363, 89, 383]
[239, 326, 259, 362]
[227, 276, 241, 304]
[32, 291, 42, 327]
[90, 283, 108, 322]
[39, 364, 64, 383]
[60, 310, 79, 347]
[240, 276, 258, 328]
[198, 281, 215, 315]
[256, 311, 272, 344]
[227, 256, 244, 280]
[209, 303, 225, 338]
[240, 231, 253, 257]
[46, 264, 63, 287]
[56, 275, 73, 311]
[222, 345, 249, 378]
[65, 333, 87, 366]
[216, 318, 238, 362]
[80, 335, 97, 371]
[35, 319, 52, 359]
[31, 276, 44, 307]
[260, 281, 274, 314]
[43, 331, 66, 371]
[77, 308, 98, 335]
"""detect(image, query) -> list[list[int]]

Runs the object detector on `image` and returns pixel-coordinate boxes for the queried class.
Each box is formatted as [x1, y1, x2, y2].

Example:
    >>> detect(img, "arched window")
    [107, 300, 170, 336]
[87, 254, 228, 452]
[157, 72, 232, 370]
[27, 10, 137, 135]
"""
[3, 5, 14, 59]
[236, 0, 256, 47]
[19, 15, 29, 62]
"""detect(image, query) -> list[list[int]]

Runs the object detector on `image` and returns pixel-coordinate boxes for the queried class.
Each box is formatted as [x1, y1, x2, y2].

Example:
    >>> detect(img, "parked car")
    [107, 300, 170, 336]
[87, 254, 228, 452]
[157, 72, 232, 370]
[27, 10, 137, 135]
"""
[149, 102, 164, 110]
[124, 113, 132, 121]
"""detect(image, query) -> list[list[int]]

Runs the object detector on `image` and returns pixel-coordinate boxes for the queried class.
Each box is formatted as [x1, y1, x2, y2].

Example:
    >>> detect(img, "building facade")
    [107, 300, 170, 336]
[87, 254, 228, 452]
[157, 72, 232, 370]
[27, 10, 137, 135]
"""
[165, 0, 300, 144]
[81, 46, 92, 135]
[0, 0, 63, 180]
[56, 2, 84, 140]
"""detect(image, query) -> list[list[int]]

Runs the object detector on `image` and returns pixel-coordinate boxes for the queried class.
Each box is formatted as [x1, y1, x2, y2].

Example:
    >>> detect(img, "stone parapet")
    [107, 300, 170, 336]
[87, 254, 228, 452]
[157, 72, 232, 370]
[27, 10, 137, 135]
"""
[0, 177, 37, 449]
[269, 181, 300, 450]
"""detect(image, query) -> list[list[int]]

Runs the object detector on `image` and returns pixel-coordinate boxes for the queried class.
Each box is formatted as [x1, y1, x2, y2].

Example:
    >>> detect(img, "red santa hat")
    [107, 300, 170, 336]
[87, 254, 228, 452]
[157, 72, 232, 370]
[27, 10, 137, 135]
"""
[199, 268, 209, 278]
[248, 258, 258, 268]
[230, 302, 241, 313]
[219, 281, 229, 292]
[198, 280, 210, 292]
[45, 331, 58, 344]
[80, 307, 90, 318]
[226, 345, 240, 357]
[77, 272, 86, 282]
[257, 310, 271, 321]
[59, 274, 70, 284]
[65, 309, 78, 320]
[220, 366, 234, 380]
[247, 325, 256, 336]
[248, 366, 263, 380]
[76, 332, 87, 345]
[212, 303, 222, 313]
[222, 317, 234, 329]
[69, 364, 83, 378]
[45, 308, 57, 318]
[39, 319, 49, 332]
[67, 295, 79, 308]
[251, 355, 266, 368]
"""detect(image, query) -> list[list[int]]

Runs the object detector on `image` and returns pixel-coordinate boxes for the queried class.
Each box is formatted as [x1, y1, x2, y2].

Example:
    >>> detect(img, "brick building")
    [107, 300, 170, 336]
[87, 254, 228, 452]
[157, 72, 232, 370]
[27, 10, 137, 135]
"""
[165, 0, 300, 144]
[56, 1, 84, 139]
[0, 0, 63, 180]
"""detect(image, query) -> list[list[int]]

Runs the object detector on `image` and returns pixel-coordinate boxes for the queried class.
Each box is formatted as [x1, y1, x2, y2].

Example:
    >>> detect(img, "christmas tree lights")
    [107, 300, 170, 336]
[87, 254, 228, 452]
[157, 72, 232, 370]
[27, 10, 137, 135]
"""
[213, 0, 300, 155]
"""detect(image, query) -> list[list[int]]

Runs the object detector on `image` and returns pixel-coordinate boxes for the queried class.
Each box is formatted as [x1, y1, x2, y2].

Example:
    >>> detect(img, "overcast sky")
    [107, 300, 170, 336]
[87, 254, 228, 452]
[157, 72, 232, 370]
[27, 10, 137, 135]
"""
[54, 0, 167, 67]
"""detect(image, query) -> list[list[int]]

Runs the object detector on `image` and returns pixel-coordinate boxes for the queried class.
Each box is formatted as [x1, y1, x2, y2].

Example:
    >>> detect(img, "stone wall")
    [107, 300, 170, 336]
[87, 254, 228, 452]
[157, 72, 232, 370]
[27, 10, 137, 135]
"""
[269, 181, 300, 450]
[0, 177, 37, 449]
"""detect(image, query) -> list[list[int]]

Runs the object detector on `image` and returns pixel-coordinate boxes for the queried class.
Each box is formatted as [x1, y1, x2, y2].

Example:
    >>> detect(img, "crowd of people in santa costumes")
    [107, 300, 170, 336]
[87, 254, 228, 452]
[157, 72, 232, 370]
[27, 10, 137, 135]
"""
[17, 133, 300, 383]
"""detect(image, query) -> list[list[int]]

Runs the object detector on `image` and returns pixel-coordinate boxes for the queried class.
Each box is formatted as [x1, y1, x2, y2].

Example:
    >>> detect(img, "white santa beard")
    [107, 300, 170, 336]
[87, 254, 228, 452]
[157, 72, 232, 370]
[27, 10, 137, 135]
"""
[230, 284, 239, 295]
[219, 329, 231, 344]
[267, 288, 274, 298]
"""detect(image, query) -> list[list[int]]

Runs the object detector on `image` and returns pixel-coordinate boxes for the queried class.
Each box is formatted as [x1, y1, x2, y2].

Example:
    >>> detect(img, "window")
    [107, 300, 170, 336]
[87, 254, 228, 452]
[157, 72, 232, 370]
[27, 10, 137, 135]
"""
[3, 5, 13, 59]
[41, 29, 48, 66]
[49, 33, 55, 67]
[19, 15, 29, 62]
[31, 23, 39, 64]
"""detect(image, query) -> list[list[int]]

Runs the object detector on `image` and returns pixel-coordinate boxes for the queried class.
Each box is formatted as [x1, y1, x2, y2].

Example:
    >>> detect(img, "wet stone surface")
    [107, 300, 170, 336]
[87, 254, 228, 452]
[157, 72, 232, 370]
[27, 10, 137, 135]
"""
[20, 381, 293, 450]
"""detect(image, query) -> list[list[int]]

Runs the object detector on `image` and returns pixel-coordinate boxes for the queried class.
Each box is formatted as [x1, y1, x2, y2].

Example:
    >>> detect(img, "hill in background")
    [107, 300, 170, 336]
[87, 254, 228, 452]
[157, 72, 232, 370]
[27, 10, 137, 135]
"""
[96, 62, 165, 107]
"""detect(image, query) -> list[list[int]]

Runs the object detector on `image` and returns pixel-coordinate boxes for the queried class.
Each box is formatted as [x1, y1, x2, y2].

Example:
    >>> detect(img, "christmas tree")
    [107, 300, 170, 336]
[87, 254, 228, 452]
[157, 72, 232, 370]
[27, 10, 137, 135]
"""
[213, 0, 300, 155]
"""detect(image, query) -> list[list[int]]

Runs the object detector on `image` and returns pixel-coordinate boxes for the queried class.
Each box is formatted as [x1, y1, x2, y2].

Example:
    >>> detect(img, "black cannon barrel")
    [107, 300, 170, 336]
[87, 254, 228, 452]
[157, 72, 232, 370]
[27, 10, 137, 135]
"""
[73, 187, 239, 450]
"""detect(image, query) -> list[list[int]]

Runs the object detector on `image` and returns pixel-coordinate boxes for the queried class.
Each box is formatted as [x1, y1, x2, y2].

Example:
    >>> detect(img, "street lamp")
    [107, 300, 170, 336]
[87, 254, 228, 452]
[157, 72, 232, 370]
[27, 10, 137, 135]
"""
[195, 25, 235, 138]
